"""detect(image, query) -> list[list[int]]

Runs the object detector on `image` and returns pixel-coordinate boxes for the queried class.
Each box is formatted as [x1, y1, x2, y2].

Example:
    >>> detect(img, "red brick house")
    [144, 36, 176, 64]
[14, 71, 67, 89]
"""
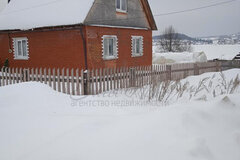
[0, 0, 157, 70]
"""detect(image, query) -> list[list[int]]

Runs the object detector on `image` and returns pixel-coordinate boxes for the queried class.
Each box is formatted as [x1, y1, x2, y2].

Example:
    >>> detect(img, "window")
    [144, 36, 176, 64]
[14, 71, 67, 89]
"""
[116, 0, 127, 12]
[13, 37, 29, 60]
[131, 36, 143, 57]
[102, 35, 118, 60]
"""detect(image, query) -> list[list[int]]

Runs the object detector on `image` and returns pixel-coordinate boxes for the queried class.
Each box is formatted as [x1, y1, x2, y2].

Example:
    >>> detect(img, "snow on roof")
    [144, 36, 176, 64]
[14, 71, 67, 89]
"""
[0, 0, 95, 30]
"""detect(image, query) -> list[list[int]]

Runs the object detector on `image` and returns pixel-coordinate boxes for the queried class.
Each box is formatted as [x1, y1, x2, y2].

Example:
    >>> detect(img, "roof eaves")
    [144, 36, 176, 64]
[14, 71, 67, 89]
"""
[0, 23, 85, 33]
[141, 0, 157, 30]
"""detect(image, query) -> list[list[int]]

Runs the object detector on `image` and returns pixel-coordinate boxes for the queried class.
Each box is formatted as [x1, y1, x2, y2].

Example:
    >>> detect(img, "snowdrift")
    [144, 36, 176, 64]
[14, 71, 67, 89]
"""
[0, 69, 240, 160]
[153, 51, 207, 64]
[152, 44, 240, 63]
[194, 45, 240, 60]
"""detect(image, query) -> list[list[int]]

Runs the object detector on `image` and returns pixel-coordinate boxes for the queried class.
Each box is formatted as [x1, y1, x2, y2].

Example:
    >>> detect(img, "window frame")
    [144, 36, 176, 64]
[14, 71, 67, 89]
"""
[102, 35, 118, 60]
[131, 36, 143, 57]
[116, 0, 127, 13]
[13, 37, 29, 60]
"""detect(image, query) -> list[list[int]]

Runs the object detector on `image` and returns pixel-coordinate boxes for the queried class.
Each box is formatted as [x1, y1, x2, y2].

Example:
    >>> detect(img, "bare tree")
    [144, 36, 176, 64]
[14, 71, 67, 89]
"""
[158, 26, 192, 52]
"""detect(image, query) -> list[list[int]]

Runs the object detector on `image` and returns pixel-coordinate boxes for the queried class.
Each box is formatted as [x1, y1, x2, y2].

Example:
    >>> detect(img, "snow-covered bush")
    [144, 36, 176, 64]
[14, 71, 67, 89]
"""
[123, 71, 240, 105]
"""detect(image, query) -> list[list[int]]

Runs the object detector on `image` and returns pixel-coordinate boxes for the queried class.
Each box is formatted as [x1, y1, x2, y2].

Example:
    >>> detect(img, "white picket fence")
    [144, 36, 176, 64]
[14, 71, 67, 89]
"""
[0, 61, 221, 95]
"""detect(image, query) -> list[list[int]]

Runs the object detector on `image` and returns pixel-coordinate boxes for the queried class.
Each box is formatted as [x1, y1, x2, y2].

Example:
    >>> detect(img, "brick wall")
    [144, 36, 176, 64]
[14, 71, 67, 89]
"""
[0, 29, 86, 69]
[86, 26, 152, 69]
[0, 26, 152, 69]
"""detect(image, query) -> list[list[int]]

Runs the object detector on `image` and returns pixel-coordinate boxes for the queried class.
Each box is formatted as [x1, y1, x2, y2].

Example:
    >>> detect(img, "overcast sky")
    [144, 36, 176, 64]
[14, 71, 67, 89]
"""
[148, 0, 240, 37]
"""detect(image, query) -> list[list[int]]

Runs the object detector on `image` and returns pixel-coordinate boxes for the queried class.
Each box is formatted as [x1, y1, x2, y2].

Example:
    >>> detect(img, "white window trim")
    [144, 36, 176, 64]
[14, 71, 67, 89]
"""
[13, 37, 29, 60]
[131, 36, 143, 57]
[116, 0, 127, 13]
[102, 35, 118, 60]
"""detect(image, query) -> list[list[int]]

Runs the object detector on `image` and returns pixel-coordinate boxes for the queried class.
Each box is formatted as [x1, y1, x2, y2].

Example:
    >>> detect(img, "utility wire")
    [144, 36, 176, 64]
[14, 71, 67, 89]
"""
[0, 0, 238, 23]
[0, 0, 145, 16]
[0, 0, 66, 16]
[86, 0, 239, 23]
[154, 0, 239, 17]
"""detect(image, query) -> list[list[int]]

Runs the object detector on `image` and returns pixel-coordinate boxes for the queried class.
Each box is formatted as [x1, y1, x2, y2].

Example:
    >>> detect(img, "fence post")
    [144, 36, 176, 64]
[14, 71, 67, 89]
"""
[12, 68, 16, 84]
[124, 67, 127, 88]
[16, 68, 19, 83]
[1, 67, 4, 86]
[129, 67, 136, 87]
[116, 68, 119, 89]
[19, 68, 23, 82]
[150, 65, 153, 85]
[95, 69, 99, 95]
[83, 70, 89, 95]
[31, 68, 34, 81]
[120, 67, 123, 89]
[44, 68, 47, 84]
[194, 63, 199, 75]
[102, 68, 106, 92]
[62, 68, 66, 94]
[110, 68, 113, 90]
[76, 69, 80, 96]
[91, 69, 95, 95]
[66, 68, 70, 95]
[48, 68, 52, 87]
[39, 68, 43, 83]
[113, 68, 116, 89]
[70, 68, 75, 95]
[23, 68, 27, 82]
[53, 68, 56, 91]
[99, 68, 102, 94]
[166, 65, 172, 81]
[57, 68, 61, 92]
[216, 61, 221, 72]
[5, 68, 8, 85]
[126, 67, 129, 88]
[25, 68, 29, 82]
[81, 69, 84, 95]
[8, 67, 12, 85]
[35, 68, 39, 82]
[106, 68, 109, 91]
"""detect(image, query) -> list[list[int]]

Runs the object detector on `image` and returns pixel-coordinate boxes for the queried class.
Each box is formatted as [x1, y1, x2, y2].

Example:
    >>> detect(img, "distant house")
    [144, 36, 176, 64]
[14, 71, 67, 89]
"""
[0, 0, 157, 69]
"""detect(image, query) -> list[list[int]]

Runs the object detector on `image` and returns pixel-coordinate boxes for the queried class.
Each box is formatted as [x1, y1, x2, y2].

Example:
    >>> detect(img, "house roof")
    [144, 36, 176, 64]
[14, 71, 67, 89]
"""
[0, 0, 157, 31]
[0, 0, 95, 30]
[140, 0, 157, 30]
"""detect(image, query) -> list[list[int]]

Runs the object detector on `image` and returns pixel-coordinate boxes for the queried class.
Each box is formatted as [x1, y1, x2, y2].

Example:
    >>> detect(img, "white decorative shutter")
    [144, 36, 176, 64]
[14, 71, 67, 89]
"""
[140, 37, 144, 56]
[133, 38, 136, 55]
[103, 38, 108, 57]
[113, 37, 118, 58]
[22, 40, 27, 56]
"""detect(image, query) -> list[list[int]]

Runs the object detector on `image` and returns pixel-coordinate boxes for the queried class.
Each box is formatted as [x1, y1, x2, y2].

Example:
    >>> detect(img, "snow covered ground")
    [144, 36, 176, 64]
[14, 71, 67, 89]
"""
[153, 44, 240, 64]
[193, 45, 240, 60]
[153, 51, 207, 64]
[0, 69, 240, 160]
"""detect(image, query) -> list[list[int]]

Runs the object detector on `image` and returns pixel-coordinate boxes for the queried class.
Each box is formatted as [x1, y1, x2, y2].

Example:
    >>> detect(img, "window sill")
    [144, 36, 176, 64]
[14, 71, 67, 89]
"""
[103, 56, 118, 61]
[14, 57, 29, 60]
[116, 9, 127, 14]
[132, 54, 143, 58]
